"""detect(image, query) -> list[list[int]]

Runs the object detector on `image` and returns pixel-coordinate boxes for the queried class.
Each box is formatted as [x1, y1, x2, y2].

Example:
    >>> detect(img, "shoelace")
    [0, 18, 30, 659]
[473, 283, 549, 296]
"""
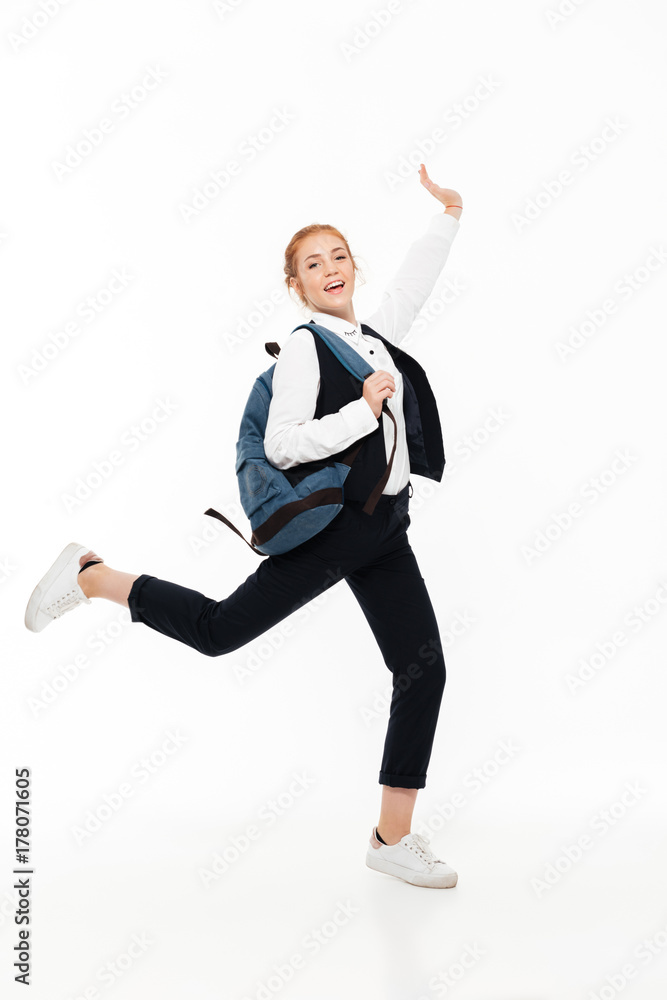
[405, 833, 445, 869]
[46, 589, 86, 617]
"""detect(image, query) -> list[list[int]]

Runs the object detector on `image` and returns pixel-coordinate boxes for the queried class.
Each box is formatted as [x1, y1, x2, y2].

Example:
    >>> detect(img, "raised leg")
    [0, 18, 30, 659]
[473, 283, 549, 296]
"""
[77, 550, 139, 606]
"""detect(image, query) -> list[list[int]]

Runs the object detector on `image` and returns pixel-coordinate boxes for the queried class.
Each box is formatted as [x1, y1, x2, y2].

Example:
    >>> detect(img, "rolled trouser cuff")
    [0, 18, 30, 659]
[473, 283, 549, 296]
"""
[378, 771, 426, 789]
[127, 574, 157, 623]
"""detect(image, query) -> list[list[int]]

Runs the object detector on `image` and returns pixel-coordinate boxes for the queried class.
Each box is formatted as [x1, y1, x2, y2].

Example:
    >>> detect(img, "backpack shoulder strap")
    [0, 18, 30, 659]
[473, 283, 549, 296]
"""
[293, 322, 398, 514]
[291, 322, 375, 382]
[264, 322, 375, 381]
[261, 320, 397, 515]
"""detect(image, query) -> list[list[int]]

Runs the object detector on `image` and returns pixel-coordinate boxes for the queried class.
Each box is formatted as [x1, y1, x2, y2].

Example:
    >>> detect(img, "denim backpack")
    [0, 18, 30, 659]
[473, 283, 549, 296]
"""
[203, 322, 397, 557]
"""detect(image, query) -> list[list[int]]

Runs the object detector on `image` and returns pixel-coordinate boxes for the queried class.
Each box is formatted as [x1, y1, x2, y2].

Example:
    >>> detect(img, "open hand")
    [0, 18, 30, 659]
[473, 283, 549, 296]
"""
[418, 163, 462, 212]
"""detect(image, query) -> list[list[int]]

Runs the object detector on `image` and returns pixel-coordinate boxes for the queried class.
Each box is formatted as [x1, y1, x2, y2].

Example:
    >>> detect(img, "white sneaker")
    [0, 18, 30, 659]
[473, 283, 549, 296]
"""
[366, 826, 458, 888]
[24, 543, 102, 633]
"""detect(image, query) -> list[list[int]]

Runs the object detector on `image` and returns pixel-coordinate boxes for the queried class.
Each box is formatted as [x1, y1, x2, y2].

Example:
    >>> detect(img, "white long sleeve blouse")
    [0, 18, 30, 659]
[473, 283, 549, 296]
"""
[263, 211, 460, 496]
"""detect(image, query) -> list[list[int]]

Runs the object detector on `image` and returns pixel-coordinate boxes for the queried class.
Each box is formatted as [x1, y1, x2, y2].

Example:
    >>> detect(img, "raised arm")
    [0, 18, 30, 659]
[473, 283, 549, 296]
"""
[363, 164, 463, 346]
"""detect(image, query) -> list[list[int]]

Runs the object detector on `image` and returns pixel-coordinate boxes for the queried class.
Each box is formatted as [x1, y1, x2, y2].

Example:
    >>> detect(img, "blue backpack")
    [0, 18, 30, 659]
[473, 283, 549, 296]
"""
[203, 322, 397, 556]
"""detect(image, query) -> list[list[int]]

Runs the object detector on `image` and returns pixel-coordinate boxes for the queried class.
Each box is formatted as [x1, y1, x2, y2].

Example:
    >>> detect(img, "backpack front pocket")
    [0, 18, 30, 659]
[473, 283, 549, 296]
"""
[240, 462, 282, 517]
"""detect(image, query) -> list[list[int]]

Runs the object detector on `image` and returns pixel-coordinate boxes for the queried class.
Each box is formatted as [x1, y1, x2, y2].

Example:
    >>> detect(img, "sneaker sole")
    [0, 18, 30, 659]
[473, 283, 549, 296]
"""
[366, 853, 458, 888]
[24, 542, 87, 633]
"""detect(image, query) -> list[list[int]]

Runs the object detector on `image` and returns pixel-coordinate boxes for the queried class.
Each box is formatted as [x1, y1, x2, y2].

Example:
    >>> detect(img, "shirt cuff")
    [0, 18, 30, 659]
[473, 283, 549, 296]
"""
[264, 396, 379, 470]
[340, 395, 381, 438]
[427, 210, 461, 238]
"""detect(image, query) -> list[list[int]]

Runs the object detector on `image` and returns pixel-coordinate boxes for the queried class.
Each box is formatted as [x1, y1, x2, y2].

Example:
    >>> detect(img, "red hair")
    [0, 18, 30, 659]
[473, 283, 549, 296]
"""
[283, 224, 365, 312]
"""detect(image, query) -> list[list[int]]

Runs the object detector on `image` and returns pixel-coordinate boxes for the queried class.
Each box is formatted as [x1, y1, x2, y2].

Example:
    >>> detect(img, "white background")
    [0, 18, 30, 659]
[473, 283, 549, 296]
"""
[2, 0, 667, 997]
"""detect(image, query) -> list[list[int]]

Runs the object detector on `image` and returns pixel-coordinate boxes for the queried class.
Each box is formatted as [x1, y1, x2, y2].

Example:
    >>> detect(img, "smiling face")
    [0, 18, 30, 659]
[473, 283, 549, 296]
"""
[289, 230, 356, 321]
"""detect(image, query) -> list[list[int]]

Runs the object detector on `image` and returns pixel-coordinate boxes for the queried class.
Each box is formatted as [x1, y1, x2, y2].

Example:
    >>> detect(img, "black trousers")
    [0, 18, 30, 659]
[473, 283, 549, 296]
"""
[127, 484, 446, 789]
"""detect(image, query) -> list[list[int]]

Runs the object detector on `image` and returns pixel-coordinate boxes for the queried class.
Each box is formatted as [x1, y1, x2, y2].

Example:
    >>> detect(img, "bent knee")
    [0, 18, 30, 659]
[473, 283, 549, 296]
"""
[197, 639, 232, 657]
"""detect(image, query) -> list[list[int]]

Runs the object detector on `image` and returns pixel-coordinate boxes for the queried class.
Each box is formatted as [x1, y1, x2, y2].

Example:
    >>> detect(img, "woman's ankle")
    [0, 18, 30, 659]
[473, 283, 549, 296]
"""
[78, 561, 105, 598]
[377, 826, 411, 846]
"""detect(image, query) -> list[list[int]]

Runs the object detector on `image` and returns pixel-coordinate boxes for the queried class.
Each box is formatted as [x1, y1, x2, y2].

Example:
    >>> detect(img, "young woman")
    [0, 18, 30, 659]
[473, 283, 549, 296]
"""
[25, 163, 463, 889]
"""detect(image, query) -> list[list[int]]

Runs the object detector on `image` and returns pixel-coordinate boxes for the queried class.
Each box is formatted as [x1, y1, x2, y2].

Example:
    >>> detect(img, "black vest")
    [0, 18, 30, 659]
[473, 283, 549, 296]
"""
[308, 323, 445, 502]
